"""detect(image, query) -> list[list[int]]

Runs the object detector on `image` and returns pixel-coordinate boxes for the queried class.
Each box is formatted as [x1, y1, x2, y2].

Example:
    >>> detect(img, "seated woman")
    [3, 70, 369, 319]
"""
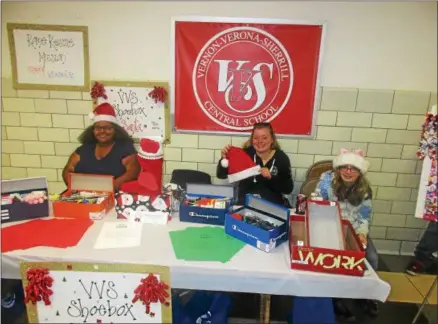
[316, 148, 379, 320]
[216, 122, 293, 206]
[62, 103, 140, 190]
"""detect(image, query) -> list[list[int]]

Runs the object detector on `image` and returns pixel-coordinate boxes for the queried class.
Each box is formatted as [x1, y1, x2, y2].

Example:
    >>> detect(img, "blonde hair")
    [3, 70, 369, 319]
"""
[242, 122, 281, 150]
[332, 169, 372, 206]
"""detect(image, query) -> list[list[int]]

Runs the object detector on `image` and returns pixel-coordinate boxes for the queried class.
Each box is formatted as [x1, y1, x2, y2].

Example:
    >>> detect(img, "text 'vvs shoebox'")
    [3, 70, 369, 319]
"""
[52, 173, 114, 220]
[1, 177, 49, 223]
[225, 194, 290, 253]
[289, 200, 366, 277]
[179, 183, 236, 226]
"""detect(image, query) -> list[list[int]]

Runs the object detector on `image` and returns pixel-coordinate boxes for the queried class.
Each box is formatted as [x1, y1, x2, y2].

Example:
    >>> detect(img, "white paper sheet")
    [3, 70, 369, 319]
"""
[94, 222, 143, 249]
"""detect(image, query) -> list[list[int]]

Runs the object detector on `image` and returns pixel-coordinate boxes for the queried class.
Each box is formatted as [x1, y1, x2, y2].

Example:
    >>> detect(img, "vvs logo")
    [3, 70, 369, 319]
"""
[193, 26, 294, 130]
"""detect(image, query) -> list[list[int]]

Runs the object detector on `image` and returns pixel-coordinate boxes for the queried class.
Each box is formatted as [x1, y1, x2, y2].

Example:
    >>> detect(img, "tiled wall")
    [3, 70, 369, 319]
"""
[1, 77, 436, 255]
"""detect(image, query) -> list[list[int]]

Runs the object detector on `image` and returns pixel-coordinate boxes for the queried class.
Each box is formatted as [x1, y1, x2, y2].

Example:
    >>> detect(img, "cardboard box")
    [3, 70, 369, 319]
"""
[52, 173, 114, 220]
[289, 200, 366, 277]
[225, 194, 290, 253]
[1, 177, 49, 223]
[179, 183, 236, 226]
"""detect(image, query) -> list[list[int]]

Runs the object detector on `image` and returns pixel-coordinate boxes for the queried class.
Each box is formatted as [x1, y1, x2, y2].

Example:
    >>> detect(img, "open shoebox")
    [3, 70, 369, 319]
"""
[289, 200, 366, 276]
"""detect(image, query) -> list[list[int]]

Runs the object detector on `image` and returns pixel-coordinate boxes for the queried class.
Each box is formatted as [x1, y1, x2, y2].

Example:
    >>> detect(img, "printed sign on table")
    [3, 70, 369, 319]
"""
[7, 23, 89, 91]
[171, 17, 325, 137]
[94, 81, 170, 143]
[21, 261, 172, 323]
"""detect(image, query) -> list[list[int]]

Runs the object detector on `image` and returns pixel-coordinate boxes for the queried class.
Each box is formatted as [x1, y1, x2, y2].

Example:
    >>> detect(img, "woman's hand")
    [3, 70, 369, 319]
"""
[358, 233, 368, 247]
[259, 167, 272, 179]
[221, 144, 232, 159]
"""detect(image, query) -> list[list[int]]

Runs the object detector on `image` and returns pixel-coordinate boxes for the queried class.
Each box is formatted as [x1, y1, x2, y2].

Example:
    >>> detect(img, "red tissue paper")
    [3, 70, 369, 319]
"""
[1, 218, 93, 253]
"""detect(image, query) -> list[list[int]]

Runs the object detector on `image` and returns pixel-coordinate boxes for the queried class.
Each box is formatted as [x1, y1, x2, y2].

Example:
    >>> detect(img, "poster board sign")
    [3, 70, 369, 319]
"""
[95, 81, 170, 143]
[171, 16, 326, 137]
[21, 261, 172, 323]
[7, 23, 90, 91]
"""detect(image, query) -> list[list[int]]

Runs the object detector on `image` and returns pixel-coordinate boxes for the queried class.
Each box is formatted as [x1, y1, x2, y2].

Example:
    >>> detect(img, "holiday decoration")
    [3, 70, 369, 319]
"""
[24, 268, 54, 306]
[88, 102, 118, 124]
[90, 81, 108, 102]
[132, 273, 170, 316]
[149, 86, 168, 103]
[221, 146, 261, 183]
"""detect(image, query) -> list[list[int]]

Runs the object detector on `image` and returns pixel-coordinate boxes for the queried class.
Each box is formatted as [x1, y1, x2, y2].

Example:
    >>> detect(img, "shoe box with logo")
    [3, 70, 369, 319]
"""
[225, 194, 290, 253]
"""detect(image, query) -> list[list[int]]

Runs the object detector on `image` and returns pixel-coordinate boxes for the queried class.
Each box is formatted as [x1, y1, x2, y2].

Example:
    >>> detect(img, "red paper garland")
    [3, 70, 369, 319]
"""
[132, 273, 170, 316]
[148, 86, 168, 104]
[90, 82, 108, 102]
[24, 268, 54, 306]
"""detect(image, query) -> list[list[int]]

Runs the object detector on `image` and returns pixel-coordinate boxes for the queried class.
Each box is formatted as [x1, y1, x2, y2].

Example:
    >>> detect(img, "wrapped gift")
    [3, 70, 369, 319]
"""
[115, 191, 171, 224]
[52, 173, 114, 220]
[289, 200, 366, 277]
[225, 194, 290, 253]
[1, 177, 49, 223]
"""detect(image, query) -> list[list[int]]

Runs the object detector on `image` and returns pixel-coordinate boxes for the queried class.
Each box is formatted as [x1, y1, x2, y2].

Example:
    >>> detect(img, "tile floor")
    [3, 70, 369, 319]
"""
[2, 254, 437, 324]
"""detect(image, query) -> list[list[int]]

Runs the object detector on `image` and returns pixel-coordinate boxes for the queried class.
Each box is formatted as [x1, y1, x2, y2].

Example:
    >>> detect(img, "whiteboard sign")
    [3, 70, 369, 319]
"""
[21, 262, 172, 324]
[96, 81, 170, 143]
[7, 23, 90, 91]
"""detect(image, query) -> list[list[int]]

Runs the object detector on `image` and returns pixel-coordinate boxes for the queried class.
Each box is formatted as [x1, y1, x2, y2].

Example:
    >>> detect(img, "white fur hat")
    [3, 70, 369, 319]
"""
[333, 148, 370, 174]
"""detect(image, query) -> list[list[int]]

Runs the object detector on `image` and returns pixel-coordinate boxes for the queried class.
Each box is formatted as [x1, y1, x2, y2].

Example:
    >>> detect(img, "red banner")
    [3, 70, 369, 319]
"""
[172, 18, 324, 136]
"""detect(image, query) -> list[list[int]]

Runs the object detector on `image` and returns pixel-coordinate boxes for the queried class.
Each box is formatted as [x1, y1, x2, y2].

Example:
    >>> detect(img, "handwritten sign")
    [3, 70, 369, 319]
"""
[95, 81, 170, 143]
[7, 23, 90, 91]
[21, 262, 172, 324]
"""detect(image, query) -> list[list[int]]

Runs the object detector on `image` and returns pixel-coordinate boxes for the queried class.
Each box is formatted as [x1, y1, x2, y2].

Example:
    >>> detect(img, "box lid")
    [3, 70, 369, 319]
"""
[186, 183, 235, 198]
[244, 194, 289, 220]
[1, 177, 48, 194]
[69, 173, 114, 192]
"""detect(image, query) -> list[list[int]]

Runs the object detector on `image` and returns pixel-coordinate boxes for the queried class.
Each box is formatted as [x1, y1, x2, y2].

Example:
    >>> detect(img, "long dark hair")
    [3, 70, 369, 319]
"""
[332, 170, 372, 206]
[242, 122, 281, 150]
[78, 123, 134, 144]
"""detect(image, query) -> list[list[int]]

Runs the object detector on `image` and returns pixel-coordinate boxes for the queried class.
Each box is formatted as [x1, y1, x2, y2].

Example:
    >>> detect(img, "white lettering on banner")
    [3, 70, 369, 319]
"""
[188, 212, 219, 219]
[297, 249, 365, 271]
[231, 224, 258, 240]
[192, 26, 294, 131]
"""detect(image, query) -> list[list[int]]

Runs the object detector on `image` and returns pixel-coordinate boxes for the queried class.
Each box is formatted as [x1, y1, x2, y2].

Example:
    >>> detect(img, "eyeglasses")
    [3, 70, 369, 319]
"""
[93, 126, 114, 132]
[339, 166, 360, 173]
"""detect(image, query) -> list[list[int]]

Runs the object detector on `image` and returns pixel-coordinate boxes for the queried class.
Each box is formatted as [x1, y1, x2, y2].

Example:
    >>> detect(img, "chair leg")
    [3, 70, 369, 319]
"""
[259, 294, 271, 324]
[411, 278, 437, 324]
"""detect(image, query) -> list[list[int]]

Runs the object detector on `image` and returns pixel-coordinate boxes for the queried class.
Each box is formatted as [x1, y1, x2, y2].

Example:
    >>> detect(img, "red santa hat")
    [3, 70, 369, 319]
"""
[89, 103, 118, 124]
[333, 148, 370, 174]
[221, 146, 261, 183]
[138, 137, 163, 160]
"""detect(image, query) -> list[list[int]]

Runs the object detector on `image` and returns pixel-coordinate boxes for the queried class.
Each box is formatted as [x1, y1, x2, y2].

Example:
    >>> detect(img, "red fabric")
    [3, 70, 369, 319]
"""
[94, 102, 116, 118]
[140, 138, 160, 154]
[1, 218, 93, 253]
[226, 147, 257, 175]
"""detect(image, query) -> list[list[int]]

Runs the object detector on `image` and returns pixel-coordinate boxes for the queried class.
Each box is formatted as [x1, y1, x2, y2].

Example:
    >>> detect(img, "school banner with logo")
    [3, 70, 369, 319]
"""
[171, 17, 325, 137]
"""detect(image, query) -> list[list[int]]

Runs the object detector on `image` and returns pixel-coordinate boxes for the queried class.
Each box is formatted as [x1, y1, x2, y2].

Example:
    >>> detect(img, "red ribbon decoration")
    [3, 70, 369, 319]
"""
[90, 82, 108, 102]
[24, 268, 54, 306]
[148, 86, 168, 104]
[132, 273, 170, 316]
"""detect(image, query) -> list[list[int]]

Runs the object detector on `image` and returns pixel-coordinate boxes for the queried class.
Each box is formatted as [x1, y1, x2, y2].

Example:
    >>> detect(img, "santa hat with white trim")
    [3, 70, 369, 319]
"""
[221, 146, 261, 183]
[333, 148, 370, 174]
[138, 137, 163, 160]
[89, 103, 118, 124]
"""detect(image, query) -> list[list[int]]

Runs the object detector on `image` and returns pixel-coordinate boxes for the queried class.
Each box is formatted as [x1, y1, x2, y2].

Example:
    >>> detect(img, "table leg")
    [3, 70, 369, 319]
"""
[259, 294, 271, 324]
[411, 277, 437, 324]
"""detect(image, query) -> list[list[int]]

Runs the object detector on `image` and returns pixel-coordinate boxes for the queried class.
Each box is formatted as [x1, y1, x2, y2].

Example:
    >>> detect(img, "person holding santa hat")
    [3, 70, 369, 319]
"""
[62, 102, 140, 190]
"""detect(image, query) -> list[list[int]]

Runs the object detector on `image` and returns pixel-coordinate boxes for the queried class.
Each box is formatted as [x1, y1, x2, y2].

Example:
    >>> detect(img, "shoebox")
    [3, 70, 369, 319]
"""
[52, 173, 114, 220]
[1, 177, 49, 224]
[179, 183, 236, 226]
[289, 200, 366, 276]
[225, 194, 290, 253]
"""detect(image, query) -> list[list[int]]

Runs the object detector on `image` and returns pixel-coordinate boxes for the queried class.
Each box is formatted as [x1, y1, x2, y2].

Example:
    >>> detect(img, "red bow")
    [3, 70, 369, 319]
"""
[132, 273, 170, 316]
[90, 82, 108, 101]
[24, 268, 54, 306]
[149, 86, 168, 104]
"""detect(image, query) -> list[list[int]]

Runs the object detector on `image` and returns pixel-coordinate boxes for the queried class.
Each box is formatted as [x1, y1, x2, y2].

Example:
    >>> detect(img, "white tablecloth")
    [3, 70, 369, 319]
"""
[1, 211, 391, 302]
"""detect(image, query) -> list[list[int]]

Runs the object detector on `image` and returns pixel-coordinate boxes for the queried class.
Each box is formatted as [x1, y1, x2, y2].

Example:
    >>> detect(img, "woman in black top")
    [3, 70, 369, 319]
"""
[217, 122, 294, 206]
[62, 103, 140, 190]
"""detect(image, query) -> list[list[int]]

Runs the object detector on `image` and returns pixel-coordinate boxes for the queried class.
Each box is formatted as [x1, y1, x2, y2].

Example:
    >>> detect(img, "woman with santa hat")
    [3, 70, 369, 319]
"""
[62, 102, 140, 190]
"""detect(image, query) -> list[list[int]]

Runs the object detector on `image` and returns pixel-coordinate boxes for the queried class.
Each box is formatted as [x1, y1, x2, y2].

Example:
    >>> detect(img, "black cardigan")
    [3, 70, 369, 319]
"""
[216, 146, 294, 206]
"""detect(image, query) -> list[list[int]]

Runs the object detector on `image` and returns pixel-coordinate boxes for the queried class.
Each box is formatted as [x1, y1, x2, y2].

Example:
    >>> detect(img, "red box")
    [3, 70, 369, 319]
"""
[289, 200, 366, 277]
[52, 173, 114, 220]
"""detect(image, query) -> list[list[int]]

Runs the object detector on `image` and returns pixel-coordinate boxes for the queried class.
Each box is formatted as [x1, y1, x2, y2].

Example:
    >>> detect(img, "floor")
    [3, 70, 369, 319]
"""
[2, 255, 437, 324]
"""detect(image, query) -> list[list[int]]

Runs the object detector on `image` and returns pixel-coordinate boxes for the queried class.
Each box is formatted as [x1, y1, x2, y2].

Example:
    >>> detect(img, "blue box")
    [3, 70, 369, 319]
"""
[225, 194, 290, 253]
[1, 177, 50, 224]
[179, 183, 236, 226]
